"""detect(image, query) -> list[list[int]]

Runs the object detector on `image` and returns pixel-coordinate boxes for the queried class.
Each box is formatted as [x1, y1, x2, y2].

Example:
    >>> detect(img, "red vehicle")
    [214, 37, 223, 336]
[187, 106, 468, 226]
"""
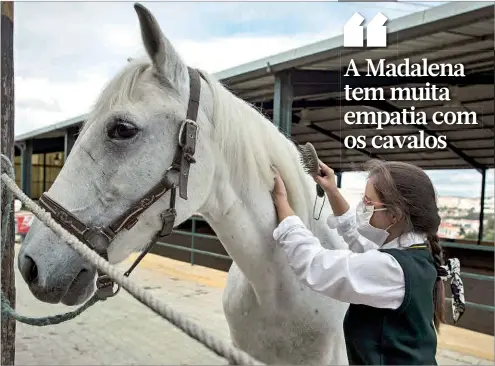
[14, 200, 34, 241]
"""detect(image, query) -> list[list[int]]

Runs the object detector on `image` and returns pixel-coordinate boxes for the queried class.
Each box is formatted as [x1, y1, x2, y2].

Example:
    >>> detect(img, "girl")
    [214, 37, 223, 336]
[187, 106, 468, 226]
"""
[272, 159, 463, 365]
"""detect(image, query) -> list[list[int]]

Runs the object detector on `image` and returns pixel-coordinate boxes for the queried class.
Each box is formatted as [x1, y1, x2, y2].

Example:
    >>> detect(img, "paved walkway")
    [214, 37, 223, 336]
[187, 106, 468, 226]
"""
[12, 246, 494, 365]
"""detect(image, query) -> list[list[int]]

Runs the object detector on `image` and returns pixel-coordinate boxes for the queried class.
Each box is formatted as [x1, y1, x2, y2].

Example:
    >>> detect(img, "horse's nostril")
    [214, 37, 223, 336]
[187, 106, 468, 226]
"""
[23, 255, 39, 284]
[79, 268, 89, 277]
[74, 268, 89, 283]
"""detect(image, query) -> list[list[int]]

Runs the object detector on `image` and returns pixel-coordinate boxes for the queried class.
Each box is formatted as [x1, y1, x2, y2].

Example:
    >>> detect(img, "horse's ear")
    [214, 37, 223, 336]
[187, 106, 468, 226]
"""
[133, 3, 186, 83]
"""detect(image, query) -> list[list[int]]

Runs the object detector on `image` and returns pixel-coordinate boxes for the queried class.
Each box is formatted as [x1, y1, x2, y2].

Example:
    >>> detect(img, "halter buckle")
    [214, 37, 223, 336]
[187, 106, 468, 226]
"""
[96, 275, 121, 300]
[84, 227, 114, 254]
[178, 119, 198, 147]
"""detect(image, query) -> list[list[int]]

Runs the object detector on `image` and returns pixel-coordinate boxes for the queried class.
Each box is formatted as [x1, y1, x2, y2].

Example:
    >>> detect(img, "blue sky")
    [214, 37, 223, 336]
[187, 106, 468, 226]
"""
[13, 1, 493, 199]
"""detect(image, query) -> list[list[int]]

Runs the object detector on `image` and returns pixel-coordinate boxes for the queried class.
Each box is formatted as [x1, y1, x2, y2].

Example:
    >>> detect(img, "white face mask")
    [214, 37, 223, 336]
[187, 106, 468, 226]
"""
[355, 200, 393, 246]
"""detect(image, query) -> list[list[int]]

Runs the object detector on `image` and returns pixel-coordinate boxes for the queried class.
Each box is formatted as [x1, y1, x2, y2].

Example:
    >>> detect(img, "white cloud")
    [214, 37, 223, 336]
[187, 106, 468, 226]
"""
[14, 30, 335, 135]
[15, 70, 110, 134]
[175, 32, 334, 73]
[14, 1, 435, 135]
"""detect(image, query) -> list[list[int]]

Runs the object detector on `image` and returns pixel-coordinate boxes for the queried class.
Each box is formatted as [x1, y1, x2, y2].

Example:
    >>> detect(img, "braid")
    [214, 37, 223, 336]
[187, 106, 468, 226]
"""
[427, 233, 444, 270]
[427, 233, 446, 331]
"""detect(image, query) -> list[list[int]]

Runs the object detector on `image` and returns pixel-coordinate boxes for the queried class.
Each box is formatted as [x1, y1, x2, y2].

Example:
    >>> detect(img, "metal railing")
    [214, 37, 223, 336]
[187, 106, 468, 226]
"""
[156, 215, 495, 313]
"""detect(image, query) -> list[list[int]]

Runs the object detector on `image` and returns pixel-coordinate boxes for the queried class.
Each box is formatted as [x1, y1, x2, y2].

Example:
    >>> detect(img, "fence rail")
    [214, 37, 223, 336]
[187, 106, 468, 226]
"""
[157, 216, 495, 313]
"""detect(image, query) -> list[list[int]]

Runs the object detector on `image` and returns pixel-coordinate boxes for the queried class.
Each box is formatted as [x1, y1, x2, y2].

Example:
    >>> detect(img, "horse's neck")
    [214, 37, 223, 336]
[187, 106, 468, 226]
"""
[199, 164, 280, 295]
[197, 80, 346, 295]
[199, 159, 346, 299]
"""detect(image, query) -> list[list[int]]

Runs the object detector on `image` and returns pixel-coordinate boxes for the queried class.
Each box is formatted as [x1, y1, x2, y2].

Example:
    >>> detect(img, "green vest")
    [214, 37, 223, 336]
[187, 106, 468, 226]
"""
[343, 245, 438, 365]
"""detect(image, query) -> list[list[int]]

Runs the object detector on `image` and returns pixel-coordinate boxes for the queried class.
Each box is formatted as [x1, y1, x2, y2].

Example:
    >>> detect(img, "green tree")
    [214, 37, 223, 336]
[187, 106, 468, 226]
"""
[464, 231, 478, 240]
[482, 217, 494, 242]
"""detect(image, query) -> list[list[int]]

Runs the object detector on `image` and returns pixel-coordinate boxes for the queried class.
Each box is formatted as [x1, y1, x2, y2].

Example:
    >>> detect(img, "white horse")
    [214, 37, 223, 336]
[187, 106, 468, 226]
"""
[18, 3, 350, 364]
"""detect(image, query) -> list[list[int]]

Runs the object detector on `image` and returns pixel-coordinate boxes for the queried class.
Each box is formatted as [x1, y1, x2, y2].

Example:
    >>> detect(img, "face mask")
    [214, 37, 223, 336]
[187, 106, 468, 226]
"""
[355, 200, 393, 246]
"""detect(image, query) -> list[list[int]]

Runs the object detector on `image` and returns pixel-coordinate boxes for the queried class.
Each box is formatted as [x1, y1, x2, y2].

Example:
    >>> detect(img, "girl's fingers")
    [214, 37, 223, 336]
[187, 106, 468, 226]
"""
[318, 161, 332, 174]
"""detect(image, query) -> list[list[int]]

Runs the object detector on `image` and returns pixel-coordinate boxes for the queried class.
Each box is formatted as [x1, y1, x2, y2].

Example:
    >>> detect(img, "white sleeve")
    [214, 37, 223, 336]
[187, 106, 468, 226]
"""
[326, 206, 379, 253]
[273, 215, 405, 310]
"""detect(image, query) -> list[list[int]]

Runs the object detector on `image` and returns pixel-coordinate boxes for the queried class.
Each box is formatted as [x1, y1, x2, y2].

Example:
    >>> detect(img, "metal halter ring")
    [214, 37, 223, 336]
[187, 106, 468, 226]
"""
[178, 119, 198, 148]
[96, 275, 121, 300]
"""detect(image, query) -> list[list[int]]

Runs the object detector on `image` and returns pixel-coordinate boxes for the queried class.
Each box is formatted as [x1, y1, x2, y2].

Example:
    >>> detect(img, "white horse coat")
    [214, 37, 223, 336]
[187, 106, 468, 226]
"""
[18, 3, 350, 364]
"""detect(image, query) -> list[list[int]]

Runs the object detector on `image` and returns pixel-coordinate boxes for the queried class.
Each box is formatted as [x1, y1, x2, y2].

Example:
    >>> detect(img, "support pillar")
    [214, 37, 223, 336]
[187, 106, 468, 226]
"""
[64, 125, 78, 161]
[21, 139, 32, 197]
[273, 71, 293, 137]
[1, 2, 16, 364]
[478, 168, 486, 245]
[42, 152, 46, 192]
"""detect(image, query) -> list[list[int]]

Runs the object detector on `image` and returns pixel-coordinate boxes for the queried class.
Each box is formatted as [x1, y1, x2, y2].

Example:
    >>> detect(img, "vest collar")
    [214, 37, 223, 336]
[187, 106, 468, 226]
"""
[381, 232, 427, 250]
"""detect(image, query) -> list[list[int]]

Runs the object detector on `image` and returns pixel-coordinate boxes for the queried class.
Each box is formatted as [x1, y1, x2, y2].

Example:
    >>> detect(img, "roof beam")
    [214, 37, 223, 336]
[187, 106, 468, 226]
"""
[256, 97, 342, 111]
[351, 33, 494, 69]
[255, 69, 495, 98]
[256, 96, 494, 113]
[33, 137, 65, 155]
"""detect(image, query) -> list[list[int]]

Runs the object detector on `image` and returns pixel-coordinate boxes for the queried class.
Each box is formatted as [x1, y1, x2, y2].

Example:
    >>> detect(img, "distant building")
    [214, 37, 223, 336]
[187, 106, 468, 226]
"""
[444, 218, 480, 234]
[484, 196, 494, 214]
[438, 222, 461, 239]
[437, 196, 480, 211]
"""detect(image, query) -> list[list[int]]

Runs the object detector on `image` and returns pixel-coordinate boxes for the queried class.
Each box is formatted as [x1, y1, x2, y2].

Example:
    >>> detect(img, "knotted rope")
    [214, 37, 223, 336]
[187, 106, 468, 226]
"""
[0, 153, 263, 365]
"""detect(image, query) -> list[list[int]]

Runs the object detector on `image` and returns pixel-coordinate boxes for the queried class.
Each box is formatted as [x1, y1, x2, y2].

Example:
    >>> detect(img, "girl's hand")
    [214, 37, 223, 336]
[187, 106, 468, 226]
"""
[271, 168, 295, 222]
[273, 172, 288, 203]
[314, 161, 338, 194]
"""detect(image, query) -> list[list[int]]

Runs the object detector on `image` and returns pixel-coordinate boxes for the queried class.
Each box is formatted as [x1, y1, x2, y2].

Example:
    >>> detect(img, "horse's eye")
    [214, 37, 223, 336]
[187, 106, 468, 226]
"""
[107, 121, 139, 140]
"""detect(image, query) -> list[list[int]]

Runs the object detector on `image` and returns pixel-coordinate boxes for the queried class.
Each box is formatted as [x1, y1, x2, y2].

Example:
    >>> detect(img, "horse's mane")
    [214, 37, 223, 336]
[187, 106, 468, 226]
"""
[82, 58, 314, 226]
[200, 72, 313, 225]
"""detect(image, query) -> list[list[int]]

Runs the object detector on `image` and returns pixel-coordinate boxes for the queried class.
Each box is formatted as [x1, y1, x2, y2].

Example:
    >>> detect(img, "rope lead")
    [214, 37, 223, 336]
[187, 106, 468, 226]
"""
[0, 153, 263, 365]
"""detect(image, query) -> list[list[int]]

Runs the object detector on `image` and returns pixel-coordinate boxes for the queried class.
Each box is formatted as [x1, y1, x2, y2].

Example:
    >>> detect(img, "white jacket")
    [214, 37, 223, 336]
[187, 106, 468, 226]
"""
[273, 207, 427, 310]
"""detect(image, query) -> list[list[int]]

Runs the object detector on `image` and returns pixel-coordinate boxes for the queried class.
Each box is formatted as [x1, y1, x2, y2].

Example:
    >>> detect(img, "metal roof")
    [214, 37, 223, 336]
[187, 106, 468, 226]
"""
[215, 2, 494, 84]
[15, 113, 88, 142]
[15, 1, 494, 172]
[217, 1, 494, 172]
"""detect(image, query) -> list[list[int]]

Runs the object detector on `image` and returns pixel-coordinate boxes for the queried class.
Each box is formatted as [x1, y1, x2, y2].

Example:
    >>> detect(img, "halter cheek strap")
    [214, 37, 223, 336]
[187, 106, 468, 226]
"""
[38, 67, 203, 300]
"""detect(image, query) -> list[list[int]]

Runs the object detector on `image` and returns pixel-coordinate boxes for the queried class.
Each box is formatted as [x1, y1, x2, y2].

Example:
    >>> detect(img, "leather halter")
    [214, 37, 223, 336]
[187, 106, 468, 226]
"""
[38, 67, 202, 300]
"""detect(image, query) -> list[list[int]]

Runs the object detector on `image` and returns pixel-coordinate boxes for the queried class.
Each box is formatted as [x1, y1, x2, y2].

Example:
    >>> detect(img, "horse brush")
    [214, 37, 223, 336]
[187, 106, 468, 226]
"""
[298, 142, 326, 198]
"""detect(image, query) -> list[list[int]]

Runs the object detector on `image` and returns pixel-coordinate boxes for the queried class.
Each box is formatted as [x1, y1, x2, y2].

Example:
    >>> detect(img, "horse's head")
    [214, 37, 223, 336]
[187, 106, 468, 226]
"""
[18, 3, 218, 306]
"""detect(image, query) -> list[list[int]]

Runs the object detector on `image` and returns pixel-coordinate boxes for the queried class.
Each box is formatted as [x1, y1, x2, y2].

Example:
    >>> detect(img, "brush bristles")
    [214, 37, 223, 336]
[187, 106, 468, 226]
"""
[299, 142, 320, 177]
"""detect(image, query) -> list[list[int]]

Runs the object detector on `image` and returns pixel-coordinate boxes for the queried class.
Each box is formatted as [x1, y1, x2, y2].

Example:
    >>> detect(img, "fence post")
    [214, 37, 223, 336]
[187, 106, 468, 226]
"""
[1, 2, 17, 365]
[190, 217, 196, 265]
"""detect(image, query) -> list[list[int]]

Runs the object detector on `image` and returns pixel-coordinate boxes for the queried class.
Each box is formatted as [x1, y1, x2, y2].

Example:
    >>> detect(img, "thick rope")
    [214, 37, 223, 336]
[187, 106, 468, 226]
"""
[0, 154, 263, 365]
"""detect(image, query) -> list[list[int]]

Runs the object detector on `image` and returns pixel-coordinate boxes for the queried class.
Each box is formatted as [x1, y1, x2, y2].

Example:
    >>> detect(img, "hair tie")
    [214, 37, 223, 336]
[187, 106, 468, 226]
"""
[436, 263, 449, 278]
[437, 258, 465, 323]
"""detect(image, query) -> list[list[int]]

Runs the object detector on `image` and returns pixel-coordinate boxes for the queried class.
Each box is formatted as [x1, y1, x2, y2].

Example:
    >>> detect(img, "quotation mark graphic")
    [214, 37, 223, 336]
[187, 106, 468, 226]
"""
[343, 12, 388, 48]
